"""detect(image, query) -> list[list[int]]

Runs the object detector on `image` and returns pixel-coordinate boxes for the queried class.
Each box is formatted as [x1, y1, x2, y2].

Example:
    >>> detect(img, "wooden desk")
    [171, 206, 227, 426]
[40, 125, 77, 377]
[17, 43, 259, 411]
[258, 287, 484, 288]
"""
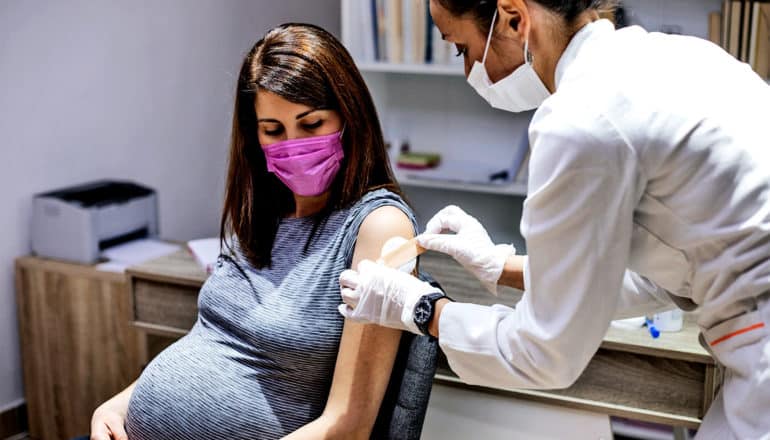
[420, 254, 719, 430]
[15, 256, 142, 440]
[127, 250, 719, 430]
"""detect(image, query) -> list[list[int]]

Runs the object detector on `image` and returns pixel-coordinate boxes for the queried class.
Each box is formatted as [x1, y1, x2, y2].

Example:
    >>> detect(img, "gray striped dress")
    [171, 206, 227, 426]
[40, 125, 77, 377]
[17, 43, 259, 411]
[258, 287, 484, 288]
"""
[124, 189, 416, 439]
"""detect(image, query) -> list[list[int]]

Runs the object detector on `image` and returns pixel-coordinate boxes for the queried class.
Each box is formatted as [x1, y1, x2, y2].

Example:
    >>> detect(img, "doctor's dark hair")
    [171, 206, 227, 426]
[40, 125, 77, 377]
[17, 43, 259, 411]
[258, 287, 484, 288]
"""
[436, 0, 618, 31]
[221, 23, 403, 269]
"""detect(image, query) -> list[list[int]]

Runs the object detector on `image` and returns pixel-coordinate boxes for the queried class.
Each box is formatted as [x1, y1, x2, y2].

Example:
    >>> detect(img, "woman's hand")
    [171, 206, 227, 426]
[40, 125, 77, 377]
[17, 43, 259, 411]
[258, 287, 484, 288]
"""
[416, 205, 515, 294]
[90, 382, 136, 440]
[90, 402, 128, 440]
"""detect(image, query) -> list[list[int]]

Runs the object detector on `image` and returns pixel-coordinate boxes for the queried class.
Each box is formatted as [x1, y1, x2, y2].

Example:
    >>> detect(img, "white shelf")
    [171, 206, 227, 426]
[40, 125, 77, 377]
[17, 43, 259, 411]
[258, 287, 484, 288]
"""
[396, 173, 527, 197]
[357, 61, 465, 76]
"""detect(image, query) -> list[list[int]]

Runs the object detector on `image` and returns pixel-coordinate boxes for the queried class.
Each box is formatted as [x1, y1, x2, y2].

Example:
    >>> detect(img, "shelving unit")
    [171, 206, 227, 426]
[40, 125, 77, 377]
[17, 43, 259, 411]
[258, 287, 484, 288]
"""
[341, 0, 758, 246]
[393, 171, 528, 196]
[341, 0, 532, 248]
[357, 61, 464, 76]
[365, 67, 531, 246]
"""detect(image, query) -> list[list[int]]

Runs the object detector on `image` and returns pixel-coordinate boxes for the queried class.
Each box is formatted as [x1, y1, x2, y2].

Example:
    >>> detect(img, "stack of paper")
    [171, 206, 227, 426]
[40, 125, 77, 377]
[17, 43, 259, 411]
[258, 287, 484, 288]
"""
[96, 239, 180, 273]
[187, 238, 221, 274]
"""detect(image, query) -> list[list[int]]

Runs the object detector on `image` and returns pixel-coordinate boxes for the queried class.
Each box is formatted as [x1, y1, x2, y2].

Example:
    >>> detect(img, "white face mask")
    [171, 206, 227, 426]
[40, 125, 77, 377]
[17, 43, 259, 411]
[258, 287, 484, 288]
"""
[467, 9, 551, 113]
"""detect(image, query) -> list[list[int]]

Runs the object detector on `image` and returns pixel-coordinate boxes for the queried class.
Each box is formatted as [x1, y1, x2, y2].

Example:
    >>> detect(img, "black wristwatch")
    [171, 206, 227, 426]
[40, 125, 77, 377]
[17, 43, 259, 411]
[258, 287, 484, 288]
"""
[413, 291, 449, 337]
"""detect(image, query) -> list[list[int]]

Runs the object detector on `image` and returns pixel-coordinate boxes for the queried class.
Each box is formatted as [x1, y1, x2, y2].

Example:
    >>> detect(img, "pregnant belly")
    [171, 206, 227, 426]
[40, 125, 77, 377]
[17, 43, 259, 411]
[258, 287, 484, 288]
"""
[124, 334, 323, 440]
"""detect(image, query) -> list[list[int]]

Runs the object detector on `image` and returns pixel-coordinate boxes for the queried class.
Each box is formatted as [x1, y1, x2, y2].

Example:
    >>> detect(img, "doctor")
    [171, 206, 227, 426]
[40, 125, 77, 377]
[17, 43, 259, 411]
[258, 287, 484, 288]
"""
[339, 0, 770, 438]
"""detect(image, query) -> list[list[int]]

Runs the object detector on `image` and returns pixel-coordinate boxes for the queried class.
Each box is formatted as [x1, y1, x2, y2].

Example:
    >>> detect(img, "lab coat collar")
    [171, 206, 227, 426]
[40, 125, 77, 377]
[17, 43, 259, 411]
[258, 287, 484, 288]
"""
[554, 19, 615, 89]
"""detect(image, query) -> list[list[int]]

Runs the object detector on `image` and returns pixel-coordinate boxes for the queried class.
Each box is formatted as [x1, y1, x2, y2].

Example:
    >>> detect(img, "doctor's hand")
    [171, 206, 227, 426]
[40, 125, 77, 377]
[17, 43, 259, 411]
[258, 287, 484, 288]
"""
[417, 205, 515, 295]
[338, 260, 441, 334]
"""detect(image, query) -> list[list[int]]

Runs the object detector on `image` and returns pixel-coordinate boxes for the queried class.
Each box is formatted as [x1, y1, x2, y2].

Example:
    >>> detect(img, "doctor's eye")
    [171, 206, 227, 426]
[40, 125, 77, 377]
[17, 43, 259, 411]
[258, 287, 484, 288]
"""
[454, 44, 468, 57]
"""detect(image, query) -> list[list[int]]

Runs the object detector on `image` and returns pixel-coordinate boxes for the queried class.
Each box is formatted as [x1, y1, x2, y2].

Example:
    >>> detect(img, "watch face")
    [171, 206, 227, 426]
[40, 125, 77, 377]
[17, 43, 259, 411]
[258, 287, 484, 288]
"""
[414, 298, 432, 325]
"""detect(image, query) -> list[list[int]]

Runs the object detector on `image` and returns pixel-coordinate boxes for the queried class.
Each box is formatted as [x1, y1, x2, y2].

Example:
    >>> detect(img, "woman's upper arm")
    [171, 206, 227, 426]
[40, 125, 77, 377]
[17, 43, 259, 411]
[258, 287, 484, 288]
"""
[350, 205, 415, 268]
[322, 205, 415, 436]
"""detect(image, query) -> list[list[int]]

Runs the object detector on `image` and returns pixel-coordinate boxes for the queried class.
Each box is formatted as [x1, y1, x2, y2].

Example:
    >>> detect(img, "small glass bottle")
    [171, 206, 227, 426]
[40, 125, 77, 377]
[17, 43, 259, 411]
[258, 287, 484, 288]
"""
[652, 309, 683, 332]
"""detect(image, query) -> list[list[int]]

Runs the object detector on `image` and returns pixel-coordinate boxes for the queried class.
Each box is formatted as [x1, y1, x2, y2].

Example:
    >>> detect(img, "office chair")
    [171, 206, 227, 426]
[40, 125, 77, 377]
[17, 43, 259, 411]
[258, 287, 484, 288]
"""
[371, 272, 441, 440]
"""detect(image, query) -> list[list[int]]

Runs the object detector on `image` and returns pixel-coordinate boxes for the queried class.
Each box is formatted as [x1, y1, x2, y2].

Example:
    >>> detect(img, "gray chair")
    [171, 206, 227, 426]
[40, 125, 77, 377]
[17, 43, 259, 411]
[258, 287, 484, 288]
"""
[371, 272, 441, 440]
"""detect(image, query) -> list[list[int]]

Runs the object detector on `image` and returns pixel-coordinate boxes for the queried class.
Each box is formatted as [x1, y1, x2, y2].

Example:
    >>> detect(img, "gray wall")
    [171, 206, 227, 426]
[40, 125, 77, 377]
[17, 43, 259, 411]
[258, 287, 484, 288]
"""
[0, 0, 339, 411]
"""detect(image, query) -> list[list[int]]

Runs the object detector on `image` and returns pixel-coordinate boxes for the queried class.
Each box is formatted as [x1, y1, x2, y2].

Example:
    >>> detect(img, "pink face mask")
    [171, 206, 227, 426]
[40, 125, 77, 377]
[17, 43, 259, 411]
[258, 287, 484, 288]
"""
[262, 130, 345, 197]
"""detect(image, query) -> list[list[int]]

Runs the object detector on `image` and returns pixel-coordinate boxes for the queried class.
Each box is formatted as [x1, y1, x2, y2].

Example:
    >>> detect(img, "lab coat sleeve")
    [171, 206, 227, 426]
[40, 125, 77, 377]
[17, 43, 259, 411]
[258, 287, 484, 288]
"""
[614, 270, 675, 319]
[438, 110, 641, 390]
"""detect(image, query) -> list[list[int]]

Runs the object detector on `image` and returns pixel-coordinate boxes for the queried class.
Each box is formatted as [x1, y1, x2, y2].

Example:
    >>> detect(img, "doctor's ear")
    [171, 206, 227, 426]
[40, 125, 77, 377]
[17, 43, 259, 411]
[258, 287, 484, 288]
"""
[508, 12, 521, 31]
[498, 0, 531, 39]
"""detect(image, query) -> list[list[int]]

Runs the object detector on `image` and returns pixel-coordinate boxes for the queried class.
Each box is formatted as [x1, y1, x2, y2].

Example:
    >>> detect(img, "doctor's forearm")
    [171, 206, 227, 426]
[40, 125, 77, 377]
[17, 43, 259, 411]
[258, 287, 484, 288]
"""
[428, 298, 451, 338]
[497, 255, 526, 291]
[429, 256, 524, 338]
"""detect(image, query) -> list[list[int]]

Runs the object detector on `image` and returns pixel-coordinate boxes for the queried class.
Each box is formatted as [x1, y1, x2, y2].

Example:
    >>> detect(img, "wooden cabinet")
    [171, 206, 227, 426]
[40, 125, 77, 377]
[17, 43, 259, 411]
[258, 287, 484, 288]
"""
[125, 249, 720, 430]
[15, 257, 142, 440]
[126, 249, 208, 367]
[421, 253, 721, 429]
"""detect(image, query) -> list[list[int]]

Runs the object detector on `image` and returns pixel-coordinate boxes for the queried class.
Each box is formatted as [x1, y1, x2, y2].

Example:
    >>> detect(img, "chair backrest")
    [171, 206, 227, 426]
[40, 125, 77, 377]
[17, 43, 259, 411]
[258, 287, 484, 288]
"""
[371, 271, 441, 440]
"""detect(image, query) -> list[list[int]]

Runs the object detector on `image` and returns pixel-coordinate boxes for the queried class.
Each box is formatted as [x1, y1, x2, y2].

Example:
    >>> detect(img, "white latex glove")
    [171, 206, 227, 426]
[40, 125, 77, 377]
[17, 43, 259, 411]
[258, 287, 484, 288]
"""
[338, 260, 441, 334]
[416, 205, 514, 295]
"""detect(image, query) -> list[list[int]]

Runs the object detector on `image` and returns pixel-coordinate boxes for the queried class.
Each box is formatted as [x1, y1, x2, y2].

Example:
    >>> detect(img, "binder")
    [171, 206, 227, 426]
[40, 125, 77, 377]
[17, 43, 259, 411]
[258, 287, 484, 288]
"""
[386, 0, 403, 63]
[349, 0, 459, 66]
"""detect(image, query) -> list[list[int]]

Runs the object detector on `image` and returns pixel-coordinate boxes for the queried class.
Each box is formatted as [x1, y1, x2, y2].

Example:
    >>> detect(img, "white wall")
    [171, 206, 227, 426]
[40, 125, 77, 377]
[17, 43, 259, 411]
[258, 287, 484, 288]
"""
[0, 0, 339, 412]
[622, 0, 723, 38]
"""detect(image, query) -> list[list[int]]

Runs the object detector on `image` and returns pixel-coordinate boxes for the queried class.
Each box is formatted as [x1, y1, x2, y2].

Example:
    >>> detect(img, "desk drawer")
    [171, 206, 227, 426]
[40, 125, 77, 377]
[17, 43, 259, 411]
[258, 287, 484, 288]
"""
[436, 343, 717, 429]
[130, 278, 199, 335]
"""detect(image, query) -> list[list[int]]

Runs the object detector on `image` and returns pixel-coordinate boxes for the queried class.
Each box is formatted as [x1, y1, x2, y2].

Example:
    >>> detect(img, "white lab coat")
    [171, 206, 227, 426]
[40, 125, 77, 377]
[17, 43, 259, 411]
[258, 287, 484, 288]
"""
[438, 20, 770, 439]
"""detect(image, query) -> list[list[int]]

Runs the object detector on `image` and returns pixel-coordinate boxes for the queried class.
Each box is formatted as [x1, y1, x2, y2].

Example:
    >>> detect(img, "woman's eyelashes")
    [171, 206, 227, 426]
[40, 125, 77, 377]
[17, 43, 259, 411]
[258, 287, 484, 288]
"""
[263, 126, 283, 136]
[261, 120, 324, 137]
[454, 44, 468, 58]
[301, 119, 324, 130]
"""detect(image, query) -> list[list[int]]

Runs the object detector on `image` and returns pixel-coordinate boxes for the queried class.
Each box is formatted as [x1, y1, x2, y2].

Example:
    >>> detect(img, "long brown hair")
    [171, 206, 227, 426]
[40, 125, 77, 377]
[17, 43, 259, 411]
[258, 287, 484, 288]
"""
[220, 23, 403, 269]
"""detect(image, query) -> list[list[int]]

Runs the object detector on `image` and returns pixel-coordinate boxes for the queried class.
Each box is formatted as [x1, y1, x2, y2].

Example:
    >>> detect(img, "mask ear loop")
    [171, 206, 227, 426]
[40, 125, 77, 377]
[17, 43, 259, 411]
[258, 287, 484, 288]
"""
[481, 8, 498, 65]
[486, 7, 534, 67]
[524, 39, 534, 65]
[337, 124, 347, 160]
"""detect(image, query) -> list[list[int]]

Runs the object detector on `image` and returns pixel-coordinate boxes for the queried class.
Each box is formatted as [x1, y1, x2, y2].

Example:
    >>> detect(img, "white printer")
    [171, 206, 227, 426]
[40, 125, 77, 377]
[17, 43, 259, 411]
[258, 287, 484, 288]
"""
[31, 180, 159, 263]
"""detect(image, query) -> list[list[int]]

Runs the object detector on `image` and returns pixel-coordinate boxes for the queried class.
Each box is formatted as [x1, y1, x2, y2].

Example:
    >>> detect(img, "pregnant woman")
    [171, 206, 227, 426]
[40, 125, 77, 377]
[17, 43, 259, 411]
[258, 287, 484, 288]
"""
[89, 23, 426, 440]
